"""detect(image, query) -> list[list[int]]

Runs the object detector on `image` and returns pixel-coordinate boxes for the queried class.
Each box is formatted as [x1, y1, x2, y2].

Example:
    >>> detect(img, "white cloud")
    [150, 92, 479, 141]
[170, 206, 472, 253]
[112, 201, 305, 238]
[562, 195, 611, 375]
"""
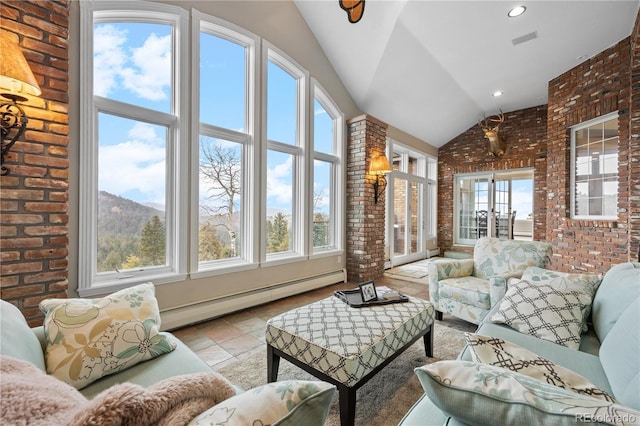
[267, 156, 292, 206]
[93, 25, 170, 102]
[99, 123, 166, 203]
[120, 33, 171, 101]
[94, 25, 127, 97]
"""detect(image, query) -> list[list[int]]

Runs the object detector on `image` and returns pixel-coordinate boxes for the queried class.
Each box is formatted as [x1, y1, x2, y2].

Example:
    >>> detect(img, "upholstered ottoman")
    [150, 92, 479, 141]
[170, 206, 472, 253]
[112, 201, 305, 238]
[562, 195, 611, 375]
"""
[265, 294, 435, 426]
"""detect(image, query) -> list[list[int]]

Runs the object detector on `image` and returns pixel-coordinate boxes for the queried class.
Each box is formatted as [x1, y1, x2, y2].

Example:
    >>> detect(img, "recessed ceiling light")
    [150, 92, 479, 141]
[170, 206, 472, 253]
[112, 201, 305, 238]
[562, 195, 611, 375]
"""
[493, 91, 503, 97]
[508, 6, 526, 18]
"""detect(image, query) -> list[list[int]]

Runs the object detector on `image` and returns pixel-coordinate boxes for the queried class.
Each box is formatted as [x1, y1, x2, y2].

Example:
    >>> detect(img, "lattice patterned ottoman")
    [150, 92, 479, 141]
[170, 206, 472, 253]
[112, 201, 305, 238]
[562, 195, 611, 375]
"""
[265, 294, 435, 426]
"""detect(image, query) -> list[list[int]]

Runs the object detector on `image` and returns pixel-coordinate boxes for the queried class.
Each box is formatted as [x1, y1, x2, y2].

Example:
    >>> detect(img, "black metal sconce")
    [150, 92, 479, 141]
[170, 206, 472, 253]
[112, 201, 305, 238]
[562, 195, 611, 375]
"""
[369, 154, 391, 204]
[0, 36, 41, 176]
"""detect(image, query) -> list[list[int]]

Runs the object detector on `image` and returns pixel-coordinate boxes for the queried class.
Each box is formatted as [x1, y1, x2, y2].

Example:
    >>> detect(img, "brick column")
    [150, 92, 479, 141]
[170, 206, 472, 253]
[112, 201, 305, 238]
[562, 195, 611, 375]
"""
[0, 1, 70, 326]
[346, 114, 388, 282]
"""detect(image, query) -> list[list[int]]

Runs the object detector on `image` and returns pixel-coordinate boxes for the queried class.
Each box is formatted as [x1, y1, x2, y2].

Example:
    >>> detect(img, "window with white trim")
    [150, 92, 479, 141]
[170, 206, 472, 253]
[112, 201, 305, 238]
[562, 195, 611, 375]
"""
[571, 112, 619, 219]
[79, 2, 189, 295]
[264, 48, 307, 259]
[193, 14, 258, 273]
[312, 83, 343, 253]
[79, 2, 344, 294]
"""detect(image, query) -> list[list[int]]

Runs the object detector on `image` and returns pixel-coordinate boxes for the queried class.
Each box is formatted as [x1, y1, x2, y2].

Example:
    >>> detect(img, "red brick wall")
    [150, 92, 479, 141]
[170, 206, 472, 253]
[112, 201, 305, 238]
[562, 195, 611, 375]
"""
[346, 115, 388, 282]
[437, 28, 640, 272]
[437, 106, 548, 255]
[546, 38, 634, 272]
[631, 11, 640, 262]
[0, 0, 70, 326]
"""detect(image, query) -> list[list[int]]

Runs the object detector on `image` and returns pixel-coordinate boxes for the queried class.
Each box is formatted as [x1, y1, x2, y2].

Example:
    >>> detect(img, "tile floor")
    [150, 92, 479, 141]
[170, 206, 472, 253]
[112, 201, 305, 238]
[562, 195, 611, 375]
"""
[172, 275, 430, 370]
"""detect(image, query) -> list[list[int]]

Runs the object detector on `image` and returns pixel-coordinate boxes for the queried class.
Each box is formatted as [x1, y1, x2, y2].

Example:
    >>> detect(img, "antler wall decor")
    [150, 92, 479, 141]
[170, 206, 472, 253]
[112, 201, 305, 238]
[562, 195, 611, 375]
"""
[478, 111, 507, 157]
[339, 0, 365, 23]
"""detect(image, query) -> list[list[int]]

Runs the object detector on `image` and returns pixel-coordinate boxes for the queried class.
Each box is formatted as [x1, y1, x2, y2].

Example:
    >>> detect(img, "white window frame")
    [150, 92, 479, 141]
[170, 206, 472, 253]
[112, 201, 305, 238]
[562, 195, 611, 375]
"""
[310, 80, 344, 255]
[570, 111, 619, 220]
[79, 2, 346, 293]
[262, 43, 308, 264]
[190, 11, 260, 277]
[78, 1, 188, 296]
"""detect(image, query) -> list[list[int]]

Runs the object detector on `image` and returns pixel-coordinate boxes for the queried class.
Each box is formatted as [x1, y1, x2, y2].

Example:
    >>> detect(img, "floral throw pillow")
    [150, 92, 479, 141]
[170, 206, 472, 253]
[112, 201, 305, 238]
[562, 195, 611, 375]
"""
[464, 333, 615, 402]
[40, 282, 176, 389]
[189, 380, 336, 426]
[490, 280, 591, 349]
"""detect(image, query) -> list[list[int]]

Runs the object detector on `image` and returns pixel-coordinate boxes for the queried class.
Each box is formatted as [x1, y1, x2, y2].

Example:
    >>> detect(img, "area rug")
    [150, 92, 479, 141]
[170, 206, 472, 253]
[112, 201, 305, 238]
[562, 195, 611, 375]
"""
[216, 318, 475, 426]
[384, 257, 441, 284]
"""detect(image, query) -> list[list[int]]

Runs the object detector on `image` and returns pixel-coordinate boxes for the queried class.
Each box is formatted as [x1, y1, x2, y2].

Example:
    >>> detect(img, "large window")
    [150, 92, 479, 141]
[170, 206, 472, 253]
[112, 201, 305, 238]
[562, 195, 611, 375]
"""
[79, 2, 344, 294]
[312, 83, 343, 253]
[193, 15, 258, 274]
[264, 51, 305, 259]
[571, 113, 619, 219]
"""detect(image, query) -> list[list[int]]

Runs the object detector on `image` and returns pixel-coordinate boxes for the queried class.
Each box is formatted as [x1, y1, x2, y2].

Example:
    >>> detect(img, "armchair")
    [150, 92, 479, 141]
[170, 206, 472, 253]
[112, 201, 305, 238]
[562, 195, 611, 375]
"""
[428, 237, 552, 324]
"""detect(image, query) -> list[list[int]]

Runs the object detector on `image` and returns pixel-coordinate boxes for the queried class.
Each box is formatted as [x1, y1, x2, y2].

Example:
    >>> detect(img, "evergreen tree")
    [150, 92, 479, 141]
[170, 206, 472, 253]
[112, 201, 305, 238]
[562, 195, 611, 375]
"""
[122, 254, 142, 270]
[267, 212, 290, 253]
[139, 215, 166, 266]
[313, 212, 329, 247]
[199, 223, 224, 261]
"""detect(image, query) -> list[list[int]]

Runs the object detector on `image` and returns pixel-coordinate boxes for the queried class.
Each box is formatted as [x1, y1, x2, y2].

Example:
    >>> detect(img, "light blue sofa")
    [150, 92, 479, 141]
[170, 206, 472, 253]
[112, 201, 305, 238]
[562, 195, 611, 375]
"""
[401, 262, 640, 425]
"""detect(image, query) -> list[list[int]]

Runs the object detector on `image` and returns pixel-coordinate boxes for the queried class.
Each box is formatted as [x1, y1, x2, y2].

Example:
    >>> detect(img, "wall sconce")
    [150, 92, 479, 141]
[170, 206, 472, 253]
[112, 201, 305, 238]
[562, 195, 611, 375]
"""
[369, 154, 391, 204]
[1, 35, 41, 176]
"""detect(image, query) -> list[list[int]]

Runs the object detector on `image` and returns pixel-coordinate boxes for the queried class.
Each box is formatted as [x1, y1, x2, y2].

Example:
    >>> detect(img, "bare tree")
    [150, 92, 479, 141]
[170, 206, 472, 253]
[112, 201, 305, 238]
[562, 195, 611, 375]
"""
[200, 141, 241, 257]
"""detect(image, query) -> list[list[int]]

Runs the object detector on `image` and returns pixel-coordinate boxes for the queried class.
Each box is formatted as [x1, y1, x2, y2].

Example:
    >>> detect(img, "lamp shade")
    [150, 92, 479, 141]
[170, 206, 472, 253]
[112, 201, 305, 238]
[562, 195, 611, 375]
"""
[0, 35, 41, 101]
[369, 154, 391, 175]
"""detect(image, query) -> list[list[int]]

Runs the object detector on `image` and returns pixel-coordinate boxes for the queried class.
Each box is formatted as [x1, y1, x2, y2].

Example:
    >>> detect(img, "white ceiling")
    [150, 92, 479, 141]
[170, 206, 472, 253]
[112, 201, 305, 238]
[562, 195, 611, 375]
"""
[294, 0, 640, 147]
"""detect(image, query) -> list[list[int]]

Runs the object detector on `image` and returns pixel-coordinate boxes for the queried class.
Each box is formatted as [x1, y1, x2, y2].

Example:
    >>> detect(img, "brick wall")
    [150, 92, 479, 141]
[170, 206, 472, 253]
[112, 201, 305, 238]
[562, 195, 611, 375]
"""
[437, 26, 640, 272]
[346, 115, 388, 282]
[437, 106, 548, 255]
[546, 38, 634, 272]
[0, 0, 70, 326]
[631, 11, 640, 262]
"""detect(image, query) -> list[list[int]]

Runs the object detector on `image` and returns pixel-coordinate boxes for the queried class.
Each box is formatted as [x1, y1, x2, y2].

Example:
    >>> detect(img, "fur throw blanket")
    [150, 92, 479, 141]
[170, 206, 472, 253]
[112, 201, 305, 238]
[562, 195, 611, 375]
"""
[1, 356, 236, 426]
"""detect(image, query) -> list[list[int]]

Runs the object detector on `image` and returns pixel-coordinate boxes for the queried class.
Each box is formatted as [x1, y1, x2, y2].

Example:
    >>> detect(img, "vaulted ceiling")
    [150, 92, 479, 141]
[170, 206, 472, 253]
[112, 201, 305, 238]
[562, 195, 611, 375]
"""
[294, 1, 640, 147]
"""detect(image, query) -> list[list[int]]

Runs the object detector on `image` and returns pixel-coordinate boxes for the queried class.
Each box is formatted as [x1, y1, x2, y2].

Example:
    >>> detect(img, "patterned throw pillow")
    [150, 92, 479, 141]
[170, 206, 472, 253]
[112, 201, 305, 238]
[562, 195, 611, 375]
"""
[40, 282, 176, 389]
[415, 360, 640, 426]
[189, 380, 336, 426]
[490, 280, 591, 350]
[464, 333, 615, 402]
[518, 266, 602, 332]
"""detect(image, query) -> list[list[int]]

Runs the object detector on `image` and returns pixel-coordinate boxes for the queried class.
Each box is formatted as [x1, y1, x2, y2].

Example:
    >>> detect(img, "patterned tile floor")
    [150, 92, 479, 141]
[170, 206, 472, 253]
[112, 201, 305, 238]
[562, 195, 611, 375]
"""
[173, 275, 431, 370]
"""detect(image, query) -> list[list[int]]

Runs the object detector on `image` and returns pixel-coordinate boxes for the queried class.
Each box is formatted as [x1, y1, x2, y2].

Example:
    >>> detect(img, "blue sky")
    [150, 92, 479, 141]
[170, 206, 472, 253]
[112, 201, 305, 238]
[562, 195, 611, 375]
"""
[95, 22, 332, 215]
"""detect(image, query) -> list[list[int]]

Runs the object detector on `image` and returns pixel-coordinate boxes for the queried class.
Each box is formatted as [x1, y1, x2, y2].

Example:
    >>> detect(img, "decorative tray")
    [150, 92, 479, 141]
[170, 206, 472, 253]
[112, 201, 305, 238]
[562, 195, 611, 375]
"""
[334, 288, 409, 308]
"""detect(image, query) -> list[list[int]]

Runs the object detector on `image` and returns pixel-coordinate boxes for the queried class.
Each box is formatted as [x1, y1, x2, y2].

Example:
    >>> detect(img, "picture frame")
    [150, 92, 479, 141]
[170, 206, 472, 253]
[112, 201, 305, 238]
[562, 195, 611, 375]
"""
[358, 280, 377, 302]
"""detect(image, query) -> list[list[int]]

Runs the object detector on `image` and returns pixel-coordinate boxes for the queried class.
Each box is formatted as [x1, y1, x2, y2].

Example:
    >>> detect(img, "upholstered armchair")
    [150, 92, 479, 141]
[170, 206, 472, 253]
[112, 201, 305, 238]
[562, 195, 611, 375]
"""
[428, 237, 553, 324]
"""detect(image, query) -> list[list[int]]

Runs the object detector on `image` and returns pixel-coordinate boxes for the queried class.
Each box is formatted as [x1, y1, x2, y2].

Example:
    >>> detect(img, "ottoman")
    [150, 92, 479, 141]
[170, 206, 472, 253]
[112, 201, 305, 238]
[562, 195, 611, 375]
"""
[265, 293, 435, 425]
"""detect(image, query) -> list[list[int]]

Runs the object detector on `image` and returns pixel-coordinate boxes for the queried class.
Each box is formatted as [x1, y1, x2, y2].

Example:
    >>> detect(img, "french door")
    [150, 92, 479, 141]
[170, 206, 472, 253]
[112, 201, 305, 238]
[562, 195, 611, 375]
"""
[455, 169, 533, 246]
[387, 143, 436, 267]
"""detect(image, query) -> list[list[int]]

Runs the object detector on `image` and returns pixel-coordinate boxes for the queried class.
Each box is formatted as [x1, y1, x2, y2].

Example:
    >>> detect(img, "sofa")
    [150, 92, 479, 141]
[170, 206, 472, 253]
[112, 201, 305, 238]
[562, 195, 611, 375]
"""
[428, 237, 553, 325]
[401, 261, 640, 425]
[0, 283, 336, 425]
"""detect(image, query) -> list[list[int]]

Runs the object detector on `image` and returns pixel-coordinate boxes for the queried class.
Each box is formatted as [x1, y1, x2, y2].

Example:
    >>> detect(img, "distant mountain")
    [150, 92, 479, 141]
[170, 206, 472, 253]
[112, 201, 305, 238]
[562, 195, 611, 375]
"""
[98, 191, 164, 237]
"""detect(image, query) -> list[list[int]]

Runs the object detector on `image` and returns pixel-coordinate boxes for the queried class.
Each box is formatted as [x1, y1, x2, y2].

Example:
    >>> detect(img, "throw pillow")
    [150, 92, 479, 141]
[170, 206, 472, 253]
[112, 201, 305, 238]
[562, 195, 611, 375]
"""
[414, 360, 640, 426]
[189, 380, 336, 426]
[39, 282, 176, 389]
[490, 280, 591, 350]
[519, 266, 602, 332]
[464, 333, 615, 402]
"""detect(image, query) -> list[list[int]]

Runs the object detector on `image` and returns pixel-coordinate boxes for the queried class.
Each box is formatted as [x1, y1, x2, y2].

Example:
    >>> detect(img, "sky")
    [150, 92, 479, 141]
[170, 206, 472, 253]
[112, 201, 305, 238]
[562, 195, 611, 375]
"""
[94, 22, 333, 215]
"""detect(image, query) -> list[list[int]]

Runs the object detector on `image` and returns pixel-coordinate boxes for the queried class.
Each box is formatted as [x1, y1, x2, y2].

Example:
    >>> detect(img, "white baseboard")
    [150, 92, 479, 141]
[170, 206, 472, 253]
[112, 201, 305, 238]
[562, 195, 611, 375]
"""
[161, 269, 346, 331]
[426, 248, 440, 258]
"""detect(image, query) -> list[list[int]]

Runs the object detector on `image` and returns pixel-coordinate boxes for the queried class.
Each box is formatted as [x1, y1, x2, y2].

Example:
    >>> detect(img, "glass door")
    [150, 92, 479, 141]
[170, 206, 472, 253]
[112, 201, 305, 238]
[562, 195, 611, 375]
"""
[389, 146, 429, 267]
[455, 169, 533, 246]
